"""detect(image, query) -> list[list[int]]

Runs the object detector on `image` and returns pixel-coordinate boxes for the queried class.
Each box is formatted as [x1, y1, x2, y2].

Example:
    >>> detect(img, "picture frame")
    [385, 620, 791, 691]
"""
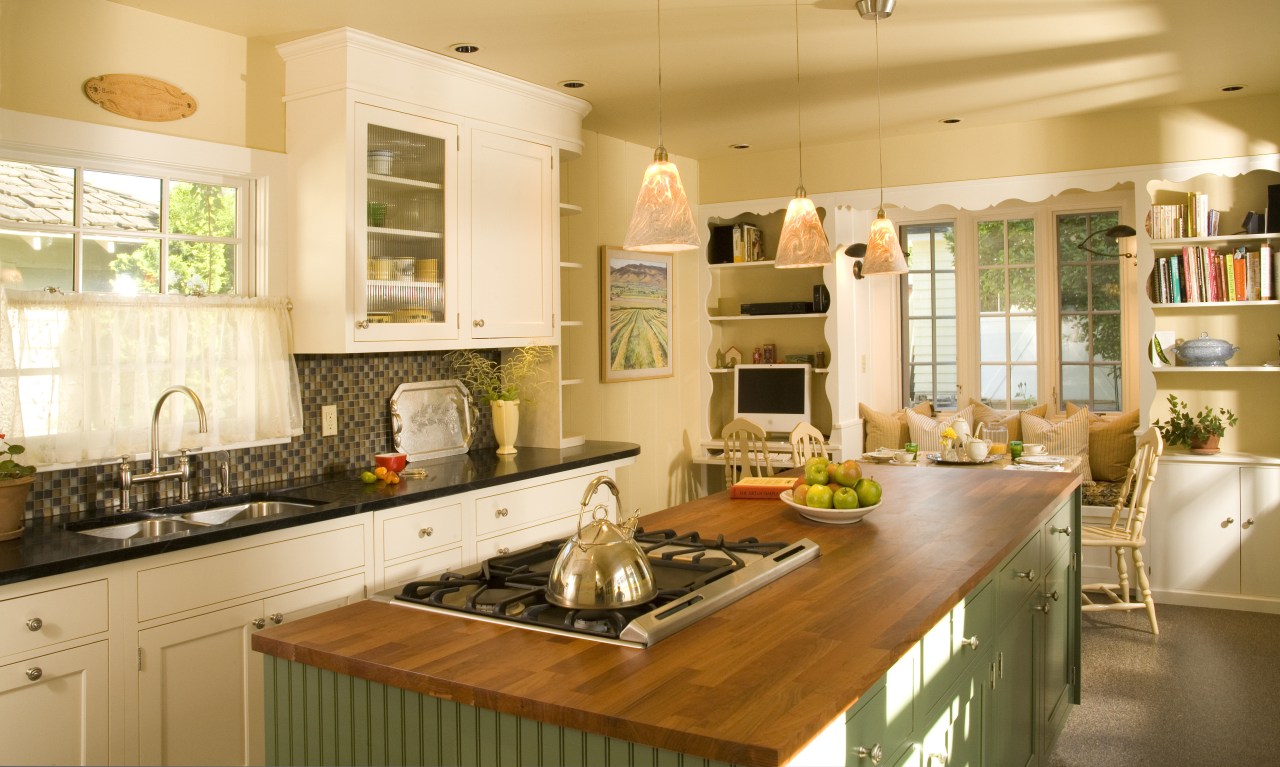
[600, 245, 674, 383]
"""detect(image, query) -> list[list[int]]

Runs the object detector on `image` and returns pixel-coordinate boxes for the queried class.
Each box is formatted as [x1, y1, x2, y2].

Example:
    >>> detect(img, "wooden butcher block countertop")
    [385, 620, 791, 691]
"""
[253, 463, 1080, 767]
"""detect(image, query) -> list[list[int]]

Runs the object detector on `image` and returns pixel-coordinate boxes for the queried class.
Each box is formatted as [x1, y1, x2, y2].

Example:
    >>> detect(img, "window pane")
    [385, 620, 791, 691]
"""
[1008, 219, 1035, 264]
[908, 319, 934, 363]
[1057, 214, 1087, 257]
[979, 269, 1005, 312]
[1011, 365, 1037, 407]
[907, 273, 934, 317]
[1059, 265, 1088, 312]
[935, 364, 958, 409]
[980, 316, 1005, 362]
[86, 236, 161, 294]
[0, 230, 74, 291]
[909, 365, 934, 404]
[1093, 264, 1120, 311]
[1, 161, 76, 226]
[1060, 315, 1089, 362]
[83, 170, 160, 232]
[977, 221, 1005, 266]
[1010, 316, 1037, 362]
[169, 181, 236, 237]
[1092, 366, 1121, 411]
[1009, 266, 1036, 312]
[935, 273, 956, 315]
[934, 231, 955, 271]
[936, 318, 957, 365]
[168, 241, 235, 295]
[981, 364, 1007, 406]
[1092, 313, 1121, 362]
[1062, 364, 1090, 404]
[906, 230, 934, 268]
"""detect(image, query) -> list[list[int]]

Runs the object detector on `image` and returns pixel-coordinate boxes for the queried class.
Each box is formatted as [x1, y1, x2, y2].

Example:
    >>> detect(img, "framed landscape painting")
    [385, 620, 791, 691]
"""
[600, 245, 674, 383]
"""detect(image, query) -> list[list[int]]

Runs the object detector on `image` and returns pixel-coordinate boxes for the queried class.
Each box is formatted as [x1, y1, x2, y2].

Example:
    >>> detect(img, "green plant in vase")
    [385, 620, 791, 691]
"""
[0, 434, 37, 540]
[446, 346, 553, 455]
[1153, 394, 1238, 454]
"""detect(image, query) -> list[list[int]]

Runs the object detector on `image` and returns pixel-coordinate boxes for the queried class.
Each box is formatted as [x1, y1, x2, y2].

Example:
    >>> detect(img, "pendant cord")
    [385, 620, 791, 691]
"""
[874, 14, 884, 210]
[794, 0, 804, 191]
[656, 0, 665, 147]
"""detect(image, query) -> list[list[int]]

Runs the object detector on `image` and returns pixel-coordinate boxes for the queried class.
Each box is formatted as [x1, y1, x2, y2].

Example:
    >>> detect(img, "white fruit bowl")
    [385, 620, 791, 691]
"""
[779, 491, 881, 525]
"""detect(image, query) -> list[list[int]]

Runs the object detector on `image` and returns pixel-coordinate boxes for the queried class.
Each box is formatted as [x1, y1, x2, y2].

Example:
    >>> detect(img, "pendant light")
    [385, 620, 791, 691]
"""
[624, 0, 700, 253]
[775, 0, 831, 268]
[855, 0, 908, 277]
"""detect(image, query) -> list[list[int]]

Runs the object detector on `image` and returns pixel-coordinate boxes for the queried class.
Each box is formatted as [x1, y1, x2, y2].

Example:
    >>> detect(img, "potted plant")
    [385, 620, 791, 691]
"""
[0, 434, 37, 540]
[446, 346, 553, 455]
[1153, 394, 1238, 454]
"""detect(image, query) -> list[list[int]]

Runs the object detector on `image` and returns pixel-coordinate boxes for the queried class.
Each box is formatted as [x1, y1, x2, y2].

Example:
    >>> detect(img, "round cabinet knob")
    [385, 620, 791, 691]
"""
[1225, 517, 1235, 527]
[25, 667, 43, 682]
[251, 618, 266, 629]
[495, 508, 509, 518]
[1050, 525, 1073, 536]
[270, 612, 284, 625]
[26, 617, 43, 632]
[1243, 518, 1255, 529]
[1016, 569, 1037, 581]
[355, 320, 370, 330]
[1036, 602, 1051, 614]
[1045, 590, 1060, 602]
[960, 636, 980, 651]
[853, 743, 883, 764]
[497, 547, 510, 555]
[472, 319, 485, 328]
[418, 527, 434, 538]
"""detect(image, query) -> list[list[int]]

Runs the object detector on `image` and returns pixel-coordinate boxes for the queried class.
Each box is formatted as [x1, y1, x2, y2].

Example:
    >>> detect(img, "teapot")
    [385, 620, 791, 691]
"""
[950, 418, 972, 444]
[965, 438, 992, 462]
[546, 476, 657, 609]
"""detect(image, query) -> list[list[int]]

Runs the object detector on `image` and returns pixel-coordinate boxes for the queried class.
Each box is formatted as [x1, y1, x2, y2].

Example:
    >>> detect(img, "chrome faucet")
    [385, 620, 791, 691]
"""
[119, 385, 209, 511]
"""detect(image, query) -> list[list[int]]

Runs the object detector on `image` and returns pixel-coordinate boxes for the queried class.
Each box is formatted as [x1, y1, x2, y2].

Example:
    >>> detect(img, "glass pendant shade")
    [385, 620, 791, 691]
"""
[775, 190, 830, 268]
[863, 211, 908, 275]
[623, 146, 700, 252]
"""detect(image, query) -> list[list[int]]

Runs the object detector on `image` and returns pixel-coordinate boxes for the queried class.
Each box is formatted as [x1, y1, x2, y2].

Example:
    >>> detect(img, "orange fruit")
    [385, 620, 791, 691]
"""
[373, 466, 388, 479]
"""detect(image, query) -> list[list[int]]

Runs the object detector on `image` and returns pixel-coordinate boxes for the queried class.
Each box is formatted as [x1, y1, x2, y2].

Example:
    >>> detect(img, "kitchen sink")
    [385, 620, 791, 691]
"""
[72, 517, 206, 540]
[177, 499, 320, 525]
[65, 494, 325, 541]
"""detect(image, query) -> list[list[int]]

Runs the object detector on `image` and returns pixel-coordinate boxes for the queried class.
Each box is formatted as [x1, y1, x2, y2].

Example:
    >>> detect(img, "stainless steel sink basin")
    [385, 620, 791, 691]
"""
[73, 517, 206, 540]
[178, 500, 319, 525]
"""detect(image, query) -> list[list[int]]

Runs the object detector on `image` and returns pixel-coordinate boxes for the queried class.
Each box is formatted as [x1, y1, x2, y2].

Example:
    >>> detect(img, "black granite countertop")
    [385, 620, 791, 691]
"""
[0, 441, 640, 587]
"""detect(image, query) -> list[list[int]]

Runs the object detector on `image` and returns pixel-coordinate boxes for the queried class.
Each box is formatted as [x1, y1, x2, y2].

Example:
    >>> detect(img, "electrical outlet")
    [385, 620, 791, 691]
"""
[321, 405, 338, 437]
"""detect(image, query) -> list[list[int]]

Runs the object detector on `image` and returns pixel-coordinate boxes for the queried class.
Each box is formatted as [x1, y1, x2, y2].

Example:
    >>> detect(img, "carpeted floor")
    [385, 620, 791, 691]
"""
[1047, 603, 1280, 767]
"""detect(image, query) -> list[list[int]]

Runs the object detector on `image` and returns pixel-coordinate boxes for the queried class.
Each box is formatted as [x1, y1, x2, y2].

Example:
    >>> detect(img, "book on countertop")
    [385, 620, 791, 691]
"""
[730, 476, 796, 499]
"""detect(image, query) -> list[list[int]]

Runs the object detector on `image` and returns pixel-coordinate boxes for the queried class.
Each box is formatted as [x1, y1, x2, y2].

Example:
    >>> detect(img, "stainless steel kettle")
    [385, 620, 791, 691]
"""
[545, 476, 657, 609]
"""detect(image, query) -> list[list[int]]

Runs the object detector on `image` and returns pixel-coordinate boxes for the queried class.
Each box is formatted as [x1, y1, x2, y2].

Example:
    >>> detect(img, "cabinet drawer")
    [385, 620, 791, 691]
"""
[994, 531, 1041, 630]
[475, 514, 578, 561]
[846, 648, 916, 765]
[382, 501, 463, 562]
[1, 580, 108, 658]
[475, 471, 612, 537]
[920, 581, 991, 717]
[138, 524, 366, 621]
[383, 547, 464, 591]
[0, 640, 109, 766]
[1042, 499, 1074, 565]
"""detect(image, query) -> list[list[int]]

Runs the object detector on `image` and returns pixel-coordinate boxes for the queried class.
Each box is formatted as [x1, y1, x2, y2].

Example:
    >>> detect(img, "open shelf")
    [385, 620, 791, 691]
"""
[1152, 366, 1279, 373]
[1152, 300, 1278, 309]
[559, 202, 582, 216]
[708, 313, 827, 322]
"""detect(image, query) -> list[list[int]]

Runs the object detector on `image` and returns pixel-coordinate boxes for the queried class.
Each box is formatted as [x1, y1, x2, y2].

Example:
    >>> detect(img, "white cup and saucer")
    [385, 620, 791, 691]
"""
[1022, 443, 1047, 456]
[890, 449, 914, 465]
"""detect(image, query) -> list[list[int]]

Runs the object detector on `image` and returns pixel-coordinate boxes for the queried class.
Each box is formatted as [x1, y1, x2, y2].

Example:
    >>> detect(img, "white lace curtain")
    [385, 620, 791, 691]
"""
[0, 290, 302, 467]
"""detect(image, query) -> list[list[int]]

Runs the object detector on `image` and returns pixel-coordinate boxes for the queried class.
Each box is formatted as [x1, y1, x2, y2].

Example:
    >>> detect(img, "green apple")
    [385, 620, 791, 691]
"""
[803, 456, 830, 486]
[806, 484, 834, 509]
[833, 486, 860, 509]
[853, 477, 883, 507]
[829, 460, 863, 488]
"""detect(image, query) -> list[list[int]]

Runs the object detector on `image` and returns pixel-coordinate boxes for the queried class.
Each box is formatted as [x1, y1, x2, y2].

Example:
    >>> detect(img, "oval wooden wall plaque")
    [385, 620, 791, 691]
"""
[83, 74, 197, 122]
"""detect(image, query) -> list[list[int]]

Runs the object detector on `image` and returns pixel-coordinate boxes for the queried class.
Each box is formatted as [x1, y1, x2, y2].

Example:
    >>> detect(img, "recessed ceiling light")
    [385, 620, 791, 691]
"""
[559, 80, 588, 89]
[1221, 84, 1246, 92]
[450, 43, 480, 54]
[729, 143, 751, 150]
[939, 118, 962, 124]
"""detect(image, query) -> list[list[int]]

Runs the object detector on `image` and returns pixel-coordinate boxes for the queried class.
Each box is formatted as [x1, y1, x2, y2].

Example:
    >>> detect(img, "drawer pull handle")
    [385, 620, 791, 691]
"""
[853, 744, 883, 764]
[1015, 569, 1037, 581]
[25, 667, 42, 681]
[251, 618, 266, 629]
[960, 635, 979, 650]
[1050, 525, 1072, 536]
[495, 508, 509, 518]
[473, 319, 485, 328]
[26, 617, 42, 632]
[497, 547, 510, 555]
[270, 612, 284, 625]
[1045, 590, 1060, 602]
[1243, 518, 1255, 529]
[355, 319, 370, 330]
[1036, 602, 1052, 614]
[419, 527, 434, 538]
[928, 753, 949, 767]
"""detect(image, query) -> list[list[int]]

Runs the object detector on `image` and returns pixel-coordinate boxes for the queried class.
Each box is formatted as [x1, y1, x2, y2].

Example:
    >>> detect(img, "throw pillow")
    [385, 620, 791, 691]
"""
[861, 401, 933, 453]
[1065, 404, 1139, 483]
[907, 405, 975, 454]
[1020, 408, 1092, 481]
[969, 400, 1049, 443]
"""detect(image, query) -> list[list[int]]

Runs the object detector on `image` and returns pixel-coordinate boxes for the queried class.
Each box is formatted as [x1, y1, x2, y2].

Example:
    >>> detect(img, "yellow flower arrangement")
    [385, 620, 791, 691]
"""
[940, 426, 957, 442]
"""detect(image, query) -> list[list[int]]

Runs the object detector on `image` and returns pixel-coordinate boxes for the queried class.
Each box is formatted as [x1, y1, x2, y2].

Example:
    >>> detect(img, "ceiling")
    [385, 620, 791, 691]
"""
[108, 0, 1280, 162]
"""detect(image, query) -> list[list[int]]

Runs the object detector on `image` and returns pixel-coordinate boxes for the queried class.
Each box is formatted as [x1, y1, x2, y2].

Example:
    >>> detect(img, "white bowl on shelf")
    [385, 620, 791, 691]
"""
[779, 491, 881, 525]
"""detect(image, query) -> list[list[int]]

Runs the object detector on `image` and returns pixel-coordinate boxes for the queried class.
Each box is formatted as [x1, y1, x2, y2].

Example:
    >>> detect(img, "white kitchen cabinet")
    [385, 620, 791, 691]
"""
[0, 641, 109, 766]
[474, 467, 616, 560]
[1241, 466, 1280, 598]
[375, 498, 465, 590]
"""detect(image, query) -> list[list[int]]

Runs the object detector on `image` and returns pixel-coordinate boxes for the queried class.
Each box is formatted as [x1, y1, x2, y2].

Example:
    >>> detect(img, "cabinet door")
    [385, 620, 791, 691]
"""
[138, 601, 263, 766]
[985, 593, 1037, 767]
[1241, 466, 1280, 598]
[1147, 462, 1241, 594]
[1041, 548, 1074, 747]
[921, 668, 982, 767]
[469, 129, 554, 339]
[0, 641, 108, 766]
[355, 102, 459, 342]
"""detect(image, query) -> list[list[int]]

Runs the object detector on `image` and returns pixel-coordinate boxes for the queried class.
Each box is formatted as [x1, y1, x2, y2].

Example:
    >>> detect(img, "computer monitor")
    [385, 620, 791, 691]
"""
[732, 363, 812, 437]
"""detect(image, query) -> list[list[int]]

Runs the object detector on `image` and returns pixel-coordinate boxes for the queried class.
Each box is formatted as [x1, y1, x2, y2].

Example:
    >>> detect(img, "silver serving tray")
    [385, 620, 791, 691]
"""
[390, 379, 476, 460]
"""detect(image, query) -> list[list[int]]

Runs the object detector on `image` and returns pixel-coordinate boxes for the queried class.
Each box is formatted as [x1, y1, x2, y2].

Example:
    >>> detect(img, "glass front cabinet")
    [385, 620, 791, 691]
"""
[354, 103, 458, 342]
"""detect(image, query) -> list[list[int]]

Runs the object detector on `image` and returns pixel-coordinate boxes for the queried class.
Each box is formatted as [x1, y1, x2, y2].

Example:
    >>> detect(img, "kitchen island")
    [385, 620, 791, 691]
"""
[253, 464, 1081, 767]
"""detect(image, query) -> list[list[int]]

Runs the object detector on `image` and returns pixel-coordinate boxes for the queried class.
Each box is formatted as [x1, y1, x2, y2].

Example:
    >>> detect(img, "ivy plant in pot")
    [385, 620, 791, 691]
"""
[1153, 394, 1238, 455]
[446, 346, 553, 455]
[0, 434, 37, 540]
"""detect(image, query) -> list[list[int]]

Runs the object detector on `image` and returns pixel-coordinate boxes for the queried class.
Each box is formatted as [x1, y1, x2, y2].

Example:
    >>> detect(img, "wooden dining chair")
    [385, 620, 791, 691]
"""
[1081, 426, 1164, 633]
[721, 417, 772, 485]
[789, 422, 829, 468]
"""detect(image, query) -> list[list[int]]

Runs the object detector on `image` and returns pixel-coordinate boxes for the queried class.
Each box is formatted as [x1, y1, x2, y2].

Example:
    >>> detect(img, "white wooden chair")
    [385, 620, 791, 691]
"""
[789, 422, 829, 468]
[1081, 427, 1164, 633]
[721, 417, 772, 485]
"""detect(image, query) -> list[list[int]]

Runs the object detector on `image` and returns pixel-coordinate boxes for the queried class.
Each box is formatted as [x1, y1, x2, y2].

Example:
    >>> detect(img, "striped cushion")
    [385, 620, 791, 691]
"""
[907, 405, 975, 454]
[1020, 408, 1092, 481]
[861, 401, 933, 452]
[969, 401, 1049, 443]
[1065, 403, 1139, 483]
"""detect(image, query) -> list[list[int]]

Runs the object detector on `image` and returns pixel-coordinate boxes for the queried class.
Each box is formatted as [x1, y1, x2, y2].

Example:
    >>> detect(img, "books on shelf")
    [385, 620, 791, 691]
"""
[1150, 244, 1276, 303]
[729, 475, 795, 499]
[1148, 193, 1224, 240]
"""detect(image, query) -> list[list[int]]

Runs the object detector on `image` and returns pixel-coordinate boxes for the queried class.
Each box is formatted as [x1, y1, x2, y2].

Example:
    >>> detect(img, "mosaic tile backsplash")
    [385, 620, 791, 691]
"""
[24, 350, 498, 520]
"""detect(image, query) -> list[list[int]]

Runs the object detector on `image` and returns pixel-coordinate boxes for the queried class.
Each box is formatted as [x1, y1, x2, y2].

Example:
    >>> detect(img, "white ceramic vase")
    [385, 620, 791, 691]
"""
[491, 399, 520, 455]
